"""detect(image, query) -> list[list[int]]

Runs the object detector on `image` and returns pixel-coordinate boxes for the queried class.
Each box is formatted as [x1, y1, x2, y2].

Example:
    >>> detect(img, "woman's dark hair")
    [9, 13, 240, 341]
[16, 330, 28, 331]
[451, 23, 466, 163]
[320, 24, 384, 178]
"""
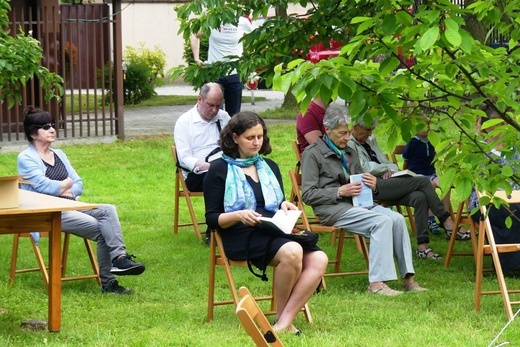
[219, 111, 271, 158]
[23, 106, 54, 143]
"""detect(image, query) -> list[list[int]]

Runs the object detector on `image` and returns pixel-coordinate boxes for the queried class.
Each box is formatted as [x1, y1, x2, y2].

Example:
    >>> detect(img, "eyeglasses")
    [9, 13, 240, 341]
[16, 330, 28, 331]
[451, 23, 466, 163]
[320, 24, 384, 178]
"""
[40, 123, 55, 130]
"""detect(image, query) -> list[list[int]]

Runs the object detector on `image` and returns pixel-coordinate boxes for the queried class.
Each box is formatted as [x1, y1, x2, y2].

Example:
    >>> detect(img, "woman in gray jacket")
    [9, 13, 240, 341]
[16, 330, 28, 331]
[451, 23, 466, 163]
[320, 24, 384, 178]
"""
[301, 104, 426, 296]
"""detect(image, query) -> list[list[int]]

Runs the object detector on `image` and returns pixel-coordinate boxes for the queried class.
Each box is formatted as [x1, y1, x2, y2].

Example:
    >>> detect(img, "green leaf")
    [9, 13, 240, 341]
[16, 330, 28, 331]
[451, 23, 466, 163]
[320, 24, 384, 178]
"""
[444, 27, 462, 47]
[420, 27, 440, 51]
[502, 165, 514, 177]
[505, 216, 512, 229]
[351, 16, 371, 24]
[379, 56, 401, 77]
[381, 14, 397, 36]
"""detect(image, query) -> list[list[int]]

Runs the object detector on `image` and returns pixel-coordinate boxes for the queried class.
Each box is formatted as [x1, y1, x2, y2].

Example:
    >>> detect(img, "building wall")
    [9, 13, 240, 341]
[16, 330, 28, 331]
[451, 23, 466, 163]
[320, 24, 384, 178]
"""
[120, 2, 307, 81]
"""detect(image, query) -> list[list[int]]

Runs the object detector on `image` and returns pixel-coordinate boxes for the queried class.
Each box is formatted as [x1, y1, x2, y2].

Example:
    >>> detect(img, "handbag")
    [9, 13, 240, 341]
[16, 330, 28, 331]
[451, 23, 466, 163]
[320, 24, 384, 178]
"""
[246, 224, 319, 281]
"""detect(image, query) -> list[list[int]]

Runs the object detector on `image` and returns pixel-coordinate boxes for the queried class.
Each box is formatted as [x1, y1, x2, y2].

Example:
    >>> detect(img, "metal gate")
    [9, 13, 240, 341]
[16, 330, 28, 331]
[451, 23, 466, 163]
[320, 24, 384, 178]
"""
[1, 2, 124, 143]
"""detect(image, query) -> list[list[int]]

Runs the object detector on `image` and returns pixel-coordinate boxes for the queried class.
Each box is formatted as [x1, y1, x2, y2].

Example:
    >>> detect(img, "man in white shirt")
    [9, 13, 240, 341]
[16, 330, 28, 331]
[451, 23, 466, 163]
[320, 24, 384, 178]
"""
[173, 82, 230, 192]
[190, 16, 253, 116]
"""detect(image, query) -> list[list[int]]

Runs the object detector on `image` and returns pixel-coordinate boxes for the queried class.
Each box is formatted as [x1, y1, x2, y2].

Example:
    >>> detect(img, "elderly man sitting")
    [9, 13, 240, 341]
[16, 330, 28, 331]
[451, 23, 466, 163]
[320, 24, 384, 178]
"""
[301, 104, 427, 295]
[347, 117, 470, 260]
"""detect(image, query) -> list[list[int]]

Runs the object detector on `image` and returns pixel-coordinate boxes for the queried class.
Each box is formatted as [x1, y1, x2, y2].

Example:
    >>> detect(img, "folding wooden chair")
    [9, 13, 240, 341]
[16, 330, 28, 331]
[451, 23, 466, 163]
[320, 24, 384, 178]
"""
[236, 286, 284, 347]
[9, 232, 100, 289]
[288, 169, 369, 289]
[386, 144, 417, 236]
[443, 199, 478, 267]
[208, 229, 312, 323]
[171, 145, 206, 241]
[475, 189, 520, 320]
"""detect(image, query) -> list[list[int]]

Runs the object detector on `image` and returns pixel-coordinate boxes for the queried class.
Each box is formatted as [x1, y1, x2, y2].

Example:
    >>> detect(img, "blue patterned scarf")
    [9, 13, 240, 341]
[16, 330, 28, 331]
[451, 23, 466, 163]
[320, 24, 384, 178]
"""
[323, 134, 349, 176]
[222, 153, 283, 213]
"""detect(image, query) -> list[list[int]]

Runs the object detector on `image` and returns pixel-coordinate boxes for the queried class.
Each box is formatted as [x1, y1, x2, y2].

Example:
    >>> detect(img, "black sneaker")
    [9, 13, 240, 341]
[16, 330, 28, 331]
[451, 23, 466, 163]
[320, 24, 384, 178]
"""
[111, 254, 145, 276]
[101, 280, 134, 295]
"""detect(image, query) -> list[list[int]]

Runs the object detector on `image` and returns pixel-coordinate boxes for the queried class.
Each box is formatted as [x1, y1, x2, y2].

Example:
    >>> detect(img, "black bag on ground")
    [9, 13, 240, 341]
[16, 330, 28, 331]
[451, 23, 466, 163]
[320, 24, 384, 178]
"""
[246, 225, 319, 281]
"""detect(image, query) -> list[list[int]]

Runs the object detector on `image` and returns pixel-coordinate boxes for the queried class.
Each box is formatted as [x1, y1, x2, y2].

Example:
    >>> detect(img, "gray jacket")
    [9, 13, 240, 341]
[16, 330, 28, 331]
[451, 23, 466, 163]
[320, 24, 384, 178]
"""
[347, 135, 398, 176]
[301, 139, 355, 226]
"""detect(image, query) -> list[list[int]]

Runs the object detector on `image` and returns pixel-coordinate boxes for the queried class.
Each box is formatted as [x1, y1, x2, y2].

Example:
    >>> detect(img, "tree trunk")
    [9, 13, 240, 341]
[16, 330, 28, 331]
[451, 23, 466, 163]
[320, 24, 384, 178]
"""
[464, 0, 487, 43]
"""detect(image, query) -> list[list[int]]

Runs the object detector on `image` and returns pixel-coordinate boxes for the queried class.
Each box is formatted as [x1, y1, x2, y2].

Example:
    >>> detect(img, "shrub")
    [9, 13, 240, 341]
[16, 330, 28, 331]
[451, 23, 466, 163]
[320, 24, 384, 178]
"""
[99, 44, 166, 105]
[123, 44, 166, 105]
[123, 61, 156, 105]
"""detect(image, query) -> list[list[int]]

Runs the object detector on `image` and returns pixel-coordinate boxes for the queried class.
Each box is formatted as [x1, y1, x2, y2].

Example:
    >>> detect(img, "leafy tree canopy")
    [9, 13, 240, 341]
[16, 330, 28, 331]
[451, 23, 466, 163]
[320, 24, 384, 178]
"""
[174, 0, 520, 222]
[0, 0, 63, 108]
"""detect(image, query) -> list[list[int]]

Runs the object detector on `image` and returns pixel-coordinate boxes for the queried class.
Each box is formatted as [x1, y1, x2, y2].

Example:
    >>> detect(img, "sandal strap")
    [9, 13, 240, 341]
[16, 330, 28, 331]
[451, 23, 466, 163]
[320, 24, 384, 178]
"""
[416, 247, 442, 260]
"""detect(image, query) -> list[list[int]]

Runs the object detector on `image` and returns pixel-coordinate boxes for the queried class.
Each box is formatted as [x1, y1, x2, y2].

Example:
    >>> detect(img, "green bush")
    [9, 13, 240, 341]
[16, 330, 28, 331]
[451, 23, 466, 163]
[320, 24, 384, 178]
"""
[123, 61, 156, 105]
[123, 44, 166, 105]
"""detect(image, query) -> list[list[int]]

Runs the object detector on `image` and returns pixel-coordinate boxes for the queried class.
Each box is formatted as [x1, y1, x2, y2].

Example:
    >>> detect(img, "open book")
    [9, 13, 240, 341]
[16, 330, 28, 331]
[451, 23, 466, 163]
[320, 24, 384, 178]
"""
[259, 210, 302, 234]
[391, 169, 417, 178]
[350, 174, 374, 208]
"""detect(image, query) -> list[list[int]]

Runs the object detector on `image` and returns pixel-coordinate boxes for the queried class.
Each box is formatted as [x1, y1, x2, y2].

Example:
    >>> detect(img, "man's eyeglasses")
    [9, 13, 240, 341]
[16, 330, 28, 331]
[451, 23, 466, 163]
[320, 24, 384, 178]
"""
[40, 123, 55, 130]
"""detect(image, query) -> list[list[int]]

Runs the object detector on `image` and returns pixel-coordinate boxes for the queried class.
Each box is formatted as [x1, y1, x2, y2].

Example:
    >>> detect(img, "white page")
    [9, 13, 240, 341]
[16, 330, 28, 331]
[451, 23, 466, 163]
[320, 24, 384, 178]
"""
[258, 210, 302, 234]
[350, 174, 374, 208]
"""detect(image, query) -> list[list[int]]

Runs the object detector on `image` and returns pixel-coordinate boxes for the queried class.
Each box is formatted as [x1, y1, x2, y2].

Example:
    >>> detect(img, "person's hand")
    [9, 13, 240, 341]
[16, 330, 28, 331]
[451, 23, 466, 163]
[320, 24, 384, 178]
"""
[280, 201, 298, 212]
[237, 210, 261, 226]
[339, 181, 362, 197]
[198, 162, 211, 172]
[62, 177, 73, 190]
[195, 59, 203, 67]
[60, 189, 74, 198]
[362, 173, 378, 191]
[382, 170, 394, 179]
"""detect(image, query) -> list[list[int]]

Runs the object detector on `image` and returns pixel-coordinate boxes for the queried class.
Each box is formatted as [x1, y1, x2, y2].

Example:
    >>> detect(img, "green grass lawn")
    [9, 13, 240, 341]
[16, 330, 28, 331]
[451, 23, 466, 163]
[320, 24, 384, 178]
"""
[0, 125, 519, 346]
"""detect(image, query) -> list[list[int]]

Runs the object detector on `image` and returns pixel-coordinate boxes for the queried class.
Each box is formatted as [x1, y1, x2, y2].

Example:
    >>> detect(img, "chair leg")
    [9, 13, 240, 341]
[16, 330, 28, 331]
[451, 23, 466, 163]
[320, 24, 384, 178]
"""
[207, 232, 217, 322]
[9, 234, 21, 286]
[31, 237, 50, 290]
[174, 176, 181, 235]
[405, 206, 416, 236]
[83, 238, 101, 285]
[62, 233, 71, 277]
[185, 193, 203, 241]
[474, 222, 485, 312]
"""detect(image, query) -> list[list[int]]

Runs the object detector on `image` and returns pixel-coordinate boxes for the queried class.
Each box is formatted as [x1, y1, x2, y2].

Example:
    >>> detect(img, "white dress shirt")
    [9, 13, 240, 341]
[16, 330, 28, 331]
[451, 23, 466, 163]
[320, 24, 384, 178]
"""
[173, 105, 230, 178]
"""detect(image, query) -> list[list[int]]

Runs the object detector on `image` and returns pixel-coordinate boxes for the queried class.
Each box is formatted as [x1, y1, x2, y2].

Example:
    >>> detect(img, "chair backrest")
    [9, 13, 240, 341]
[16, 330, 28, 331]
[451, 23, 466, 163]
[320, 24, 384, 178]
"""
[288, 169, 313, 229]
[236, 286, 284, 347]
[390, 144, 407, 168]
[474, 189, 520, 320]
[171, 145, 206, 241]
[291, 140, 302, 175]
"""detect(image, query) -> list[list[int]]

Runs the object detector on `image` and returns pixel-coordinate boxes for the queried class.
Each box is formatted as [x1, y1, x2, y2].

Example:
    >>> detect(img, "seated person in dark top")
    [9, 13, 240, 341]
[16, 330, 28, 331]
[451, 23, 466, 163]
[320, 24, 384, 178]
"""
[347, 116, 469, 260]
[18, 107, 145, 295]
[203, 111, 328, 335]
[402, 127, 452, 234]
[469, 114, 520, 274]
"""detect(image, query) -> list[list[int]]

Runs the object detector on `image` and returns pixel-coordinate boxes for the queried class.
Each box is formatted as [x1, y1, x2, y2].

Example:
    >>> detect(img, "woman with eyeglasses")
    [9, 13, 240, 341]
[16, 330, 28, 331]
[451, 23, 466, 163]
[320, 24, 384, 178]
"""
[17, 106, 145, 295]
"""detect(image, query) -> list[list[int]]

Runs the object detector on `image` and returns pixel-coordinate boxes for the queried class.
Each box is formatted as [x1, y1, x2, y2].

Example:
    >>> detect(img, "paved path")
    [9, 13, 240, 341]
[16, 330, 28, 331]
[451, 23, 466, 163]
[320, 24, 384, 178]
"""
[0, 84, 288, 154]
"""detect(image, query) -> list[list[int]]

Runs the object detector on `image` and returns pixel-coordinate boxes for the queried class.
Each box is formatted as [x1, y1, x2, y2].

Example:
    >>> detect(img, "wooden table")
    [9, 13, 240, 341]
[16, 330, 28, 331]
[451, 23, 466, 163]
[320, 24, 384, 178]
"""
[0, 190, 97, 332]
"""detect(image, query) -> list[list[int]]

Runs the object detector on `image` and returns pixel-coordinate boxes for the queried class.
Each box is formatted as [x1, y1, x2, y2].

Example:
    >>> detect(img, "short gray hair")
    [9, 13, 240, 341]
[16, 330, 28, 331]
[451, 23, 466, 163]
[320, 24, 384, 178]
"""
[199, 82, 224, 99]
[323, 104, 351, 130]
[354, 117, 378, 128]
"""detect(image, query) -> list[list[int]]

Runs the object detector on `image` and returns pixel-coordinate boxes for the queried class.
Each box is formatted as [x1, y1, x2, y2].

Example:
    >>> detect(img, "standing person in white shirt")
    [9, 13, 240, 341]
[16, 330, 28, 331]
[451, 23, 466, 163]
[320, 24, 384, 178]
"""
[174, 82, 230, 193]
[190, 16, 253, 116]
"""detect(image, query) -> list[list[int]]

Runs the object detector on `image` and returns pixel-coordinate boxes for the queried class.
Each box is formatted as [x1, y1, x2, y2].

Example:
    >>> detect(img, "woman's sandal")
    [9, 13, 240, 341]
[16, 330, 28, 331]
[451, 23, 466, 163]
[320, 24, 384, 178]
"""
[272, 322, 302, 336]
[445, 228, 471, 241]
[416, 247, 442, 260]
